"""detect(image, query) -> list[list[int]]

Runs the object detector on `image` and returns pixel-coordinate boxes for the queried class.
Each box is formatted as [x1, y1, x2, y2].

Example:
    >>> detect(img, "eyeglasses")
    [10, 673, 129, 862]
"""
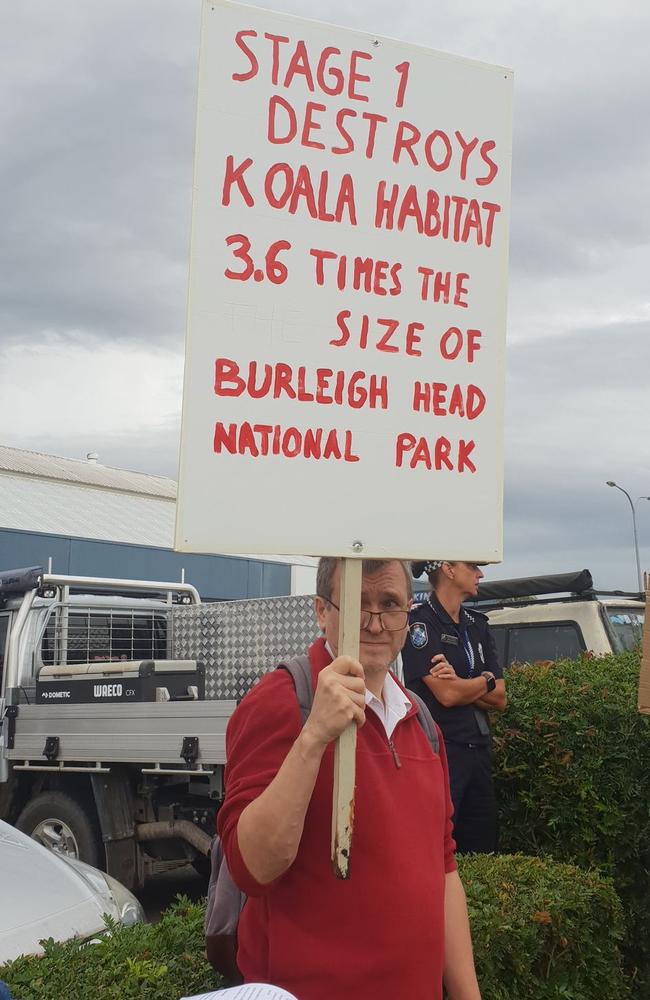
[319, 597, 409, 631]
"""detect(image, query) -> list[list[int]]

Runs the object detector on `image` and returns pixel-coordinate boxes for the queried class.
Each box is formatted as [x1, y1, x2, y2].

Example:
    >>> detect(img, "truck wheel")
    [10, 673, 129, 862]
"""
[16, 791, 103, 868]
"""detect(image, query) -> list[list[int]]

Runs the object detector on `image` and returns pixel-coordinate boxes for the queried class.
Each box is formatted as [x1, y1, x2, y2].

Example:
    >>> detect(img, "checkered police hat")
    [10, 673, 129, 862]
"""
[411, 560, 446, 578]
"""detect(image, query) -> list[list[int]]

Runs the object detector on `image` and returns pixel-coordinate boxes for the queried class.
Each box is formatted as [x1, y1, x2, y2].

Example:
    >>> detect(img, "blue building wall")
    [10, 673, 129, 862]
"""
[0, 528, 291, 600]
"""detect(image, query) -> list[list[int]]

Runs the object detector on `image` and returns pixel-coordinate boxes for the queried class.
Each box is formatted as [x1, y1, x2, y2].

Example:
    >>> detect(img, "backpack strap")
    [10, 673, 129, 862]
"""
[407, 690, 440, 756]
[277, 654, 314, 723]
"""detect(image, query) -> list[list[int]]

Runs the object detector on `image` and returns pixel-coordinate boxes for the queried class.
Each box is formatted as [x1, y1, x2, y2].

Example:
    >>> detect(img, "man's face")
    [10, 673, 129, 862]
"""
[315, 561, 411, 674]
[450, 561, 484, 598]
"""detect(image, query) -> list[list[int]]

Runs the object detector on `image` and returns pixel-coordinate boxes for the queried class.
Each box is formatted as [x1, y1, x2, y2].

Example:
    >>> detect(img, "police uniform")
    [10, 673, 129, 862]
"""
[402, 592, 502, 854]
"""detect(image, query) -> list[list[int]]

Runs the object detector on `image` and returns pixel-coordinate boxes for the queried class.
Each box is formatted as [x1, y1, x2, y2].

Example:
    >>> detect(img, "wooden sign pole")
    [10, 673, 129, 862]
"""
[331, 556, 362, 878]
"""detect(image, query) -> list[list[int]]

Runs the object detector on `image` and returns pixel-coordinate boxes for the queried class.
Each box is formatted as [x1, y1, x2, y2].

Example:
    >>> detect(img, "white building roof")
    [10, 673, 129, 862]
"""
[0, 445, 176, 499]
[0, 447, 318, 576]
[0, 446, 176, 547]
[0, 473, 175, 548]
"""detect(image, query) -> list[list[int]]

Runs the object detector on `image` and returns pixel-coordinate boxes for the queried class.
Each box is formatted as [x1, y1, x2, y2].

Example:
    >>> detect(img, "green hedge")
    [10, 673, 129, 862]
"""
[1, 855, 628, 1000]
[0, 899, 222, 1000]
[493, 650, 650, 993]
[460, 853, 628, 1000]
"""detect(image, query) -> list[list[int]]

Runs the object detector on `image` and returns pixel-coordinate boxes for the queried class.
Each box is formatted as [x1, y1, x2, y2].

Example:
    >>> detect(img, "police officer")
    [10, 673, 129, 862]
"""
[402, 559, 506, 854]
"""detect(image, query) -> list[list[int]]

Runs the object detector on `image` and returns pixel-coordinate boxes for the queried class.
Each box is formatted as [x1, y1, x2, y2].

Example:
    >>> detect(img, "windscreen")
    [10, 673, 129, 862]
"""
[606, 607, 645, 653]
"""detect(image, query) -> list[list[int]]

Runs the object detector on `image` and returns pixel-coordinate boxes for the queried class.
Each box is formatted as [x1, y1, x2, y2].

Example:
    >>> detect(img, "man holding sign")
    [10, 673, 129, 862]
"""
[217, 556, 481, 1000]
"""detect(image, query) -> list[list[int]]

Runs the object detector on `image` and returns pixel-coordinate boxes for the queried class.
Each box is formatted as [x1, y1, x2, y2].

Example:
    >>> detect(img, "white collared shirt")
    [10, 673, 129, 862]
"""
[364, 671, 412, 739]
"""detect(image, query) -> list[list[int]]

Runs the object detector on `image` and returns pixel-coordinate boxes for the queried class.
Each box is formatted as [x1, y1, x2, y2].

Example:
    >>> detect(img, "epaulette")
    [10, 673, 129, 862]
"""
[462, 606, 489, 625]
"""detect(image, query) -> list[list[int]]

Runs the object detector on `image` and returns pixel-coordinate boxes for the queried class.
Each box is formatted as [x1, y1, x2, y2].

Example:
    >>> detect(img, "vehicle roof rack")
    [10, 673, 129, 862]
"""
[470, 569, 594, 604]
[412, 569, 596, 603]
[0, 566, 43, 597]
[0, 568, 200, 605]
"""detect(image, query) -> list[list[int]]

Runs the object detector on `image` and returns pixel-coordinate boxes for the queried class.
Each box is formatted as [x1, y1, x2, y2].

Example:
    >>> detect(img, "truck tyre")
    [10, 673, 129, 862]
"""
[16, 791, 103, 868]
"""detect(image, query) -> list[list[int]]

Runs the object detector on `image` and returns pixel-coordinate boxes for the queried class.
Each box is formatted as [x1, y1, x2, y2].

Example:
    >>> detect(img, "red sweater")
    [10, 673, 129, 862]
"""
[217, 638, 456, 1000]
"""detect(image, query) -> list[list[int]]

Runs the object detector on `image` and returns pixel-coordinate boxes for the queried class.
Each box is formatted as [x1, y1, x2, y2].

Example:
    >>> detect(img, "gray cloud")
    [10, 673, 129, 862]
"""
[1, 0, 649, 591]
[500, 319, 650, 588]
[0, 1, 197, 344]
[508, 319, 650, 392]
[502, 470, 650, 592]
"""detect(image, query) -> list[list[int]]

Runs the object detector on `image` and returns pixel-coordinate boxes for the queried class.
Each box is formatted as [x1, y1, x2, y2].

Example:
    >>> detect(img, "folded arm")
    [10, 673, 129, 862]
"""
[474, 679, 506, 711]
[423, 655, 506, 711]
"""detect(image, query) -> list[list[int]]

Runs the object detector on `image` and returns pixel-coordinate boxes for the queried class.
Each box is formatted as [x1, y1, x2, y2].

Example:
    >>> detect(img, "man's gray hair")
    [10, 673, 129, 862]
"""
[316, 557, 413, 601]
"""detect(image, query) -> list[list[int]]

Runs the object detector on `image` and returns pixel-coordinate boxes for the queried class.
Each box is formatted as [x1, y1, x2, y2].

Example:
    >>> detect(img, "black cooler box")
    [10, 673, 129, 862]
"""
[36, 660, 205, 705]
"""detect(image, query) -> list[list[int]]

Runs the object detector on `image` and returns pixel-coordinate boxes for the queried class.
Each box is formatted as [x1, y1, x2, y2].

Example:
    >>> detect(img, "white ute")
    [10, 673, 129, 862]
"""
[0, 819, 144, 964]
[473, 570, 644, 667]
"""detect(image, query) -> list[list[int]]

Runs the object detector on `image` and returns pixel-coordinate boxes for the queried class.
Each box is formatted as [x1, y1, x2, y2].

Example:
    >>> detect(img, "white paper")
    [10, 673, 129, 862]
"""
[180, 984, 298, 1000]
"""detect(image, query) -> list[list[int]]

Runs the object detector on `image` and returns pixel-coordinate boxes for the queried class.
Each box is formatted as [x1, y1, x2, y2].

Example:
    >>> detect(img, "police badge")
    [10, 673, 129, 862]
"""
[410, 622, 428, 648]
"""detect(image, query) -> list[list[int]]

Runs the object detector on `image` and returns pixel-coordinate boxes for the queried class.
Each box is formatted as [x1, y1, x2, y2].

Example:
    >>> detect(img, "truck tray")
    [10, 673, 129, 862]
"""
[4, 700, 236, 767]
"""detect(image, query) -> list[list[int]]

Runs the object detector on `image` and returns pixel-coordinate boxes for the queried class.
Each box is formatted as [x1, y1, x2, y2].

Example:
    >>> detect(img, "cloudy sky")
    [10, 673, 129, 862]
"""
[1, 0, 649, 589]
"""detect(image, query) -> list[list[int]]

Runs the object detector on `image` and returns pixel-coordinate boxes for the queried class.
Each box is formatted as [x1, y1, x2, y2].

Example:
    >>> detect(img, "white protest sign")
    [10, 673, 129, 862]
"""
[175, 0, 513, 559]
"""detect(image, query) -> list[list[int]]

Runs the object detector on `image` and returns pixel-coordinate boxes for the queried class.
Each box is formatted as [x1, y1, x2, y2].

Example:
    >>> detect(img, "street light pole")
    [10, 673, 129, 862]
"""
[606, 481, 642, 592]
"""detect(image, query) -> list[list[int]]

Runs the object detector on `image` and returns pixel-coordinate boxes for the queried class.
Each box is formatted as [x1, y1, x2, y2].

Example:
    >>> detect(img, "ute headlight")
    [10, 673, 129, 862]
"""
[60, 856, 145, 927]
[102, 872, 145, 927]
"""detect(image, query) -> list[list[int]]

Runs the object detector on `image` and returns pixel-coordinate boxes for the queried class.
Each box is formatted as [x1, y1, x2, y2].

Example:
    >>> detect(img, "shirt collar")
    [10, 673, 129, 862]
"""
[428, 592, 469, 630]
[365, 671, 412, 738]
[365, 670, 412, 712]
